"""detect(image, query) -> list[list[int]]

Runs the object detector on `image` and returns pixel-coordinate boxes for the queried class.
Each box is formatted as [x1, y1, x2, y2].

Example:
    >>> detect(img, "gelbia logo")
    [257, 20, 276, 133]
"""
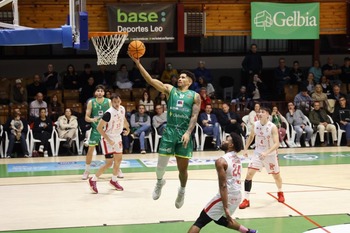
[254, 10, 317, 31]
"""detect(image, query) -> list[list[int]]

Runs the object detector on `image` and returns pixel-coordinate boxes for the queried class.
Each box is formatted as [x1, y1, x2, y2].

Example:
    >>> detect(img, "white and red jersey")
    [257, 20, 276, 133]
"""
[254, 121, 277, 155]
[103, 105, 125, 139]
[221, 151, 242, 193]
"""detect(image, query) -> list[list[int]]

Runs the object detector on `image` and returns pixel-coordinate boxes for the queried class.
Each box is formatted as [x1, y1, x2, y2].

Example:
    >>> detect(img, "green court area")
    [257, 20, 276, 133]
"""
[0, 152, 350, 178]
[1, 214, 349, 233]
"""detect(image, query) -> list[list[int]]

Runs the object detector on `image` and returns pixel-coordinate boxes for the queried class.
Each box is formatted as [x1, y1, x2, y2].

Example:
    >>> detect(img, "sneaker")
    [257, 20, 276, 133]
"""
[109, 179, 124, 191]
[24, 154, 31, 158]
[211, 139, 216, 145]
[304, 141, 310, 147]
[88, 178, 98, 194]
[6, 155, 11, 158]
[140, 150, 146, 154]
[44, 151, 48, 157]
[83, 138, 89, 147]
[152, 179, 166, 200]
[320, 141, 327, 147]
[277, 191, 285, 203]
[295, 142, 301, 147]
[38, 145, 44, 153]
[117, 169, 124, 178]
[82, 171, 90, 180]
[247, 229, 258, 233]
[239, 199, 250, 209]
[175, 188, 185, 209]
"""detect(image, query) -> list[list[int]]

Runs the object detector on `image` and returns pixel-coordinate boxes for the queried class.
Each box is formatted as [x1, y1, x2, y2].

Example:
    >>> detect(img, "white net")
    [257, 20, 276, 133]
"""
[90, 32, 128, 65]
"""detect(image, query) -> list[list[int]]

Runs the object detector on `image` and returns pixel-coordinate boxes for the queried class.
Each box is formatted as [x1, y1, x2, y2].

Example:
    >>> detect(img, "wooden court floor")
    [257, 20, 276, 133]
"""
[0, 147, 349, 233]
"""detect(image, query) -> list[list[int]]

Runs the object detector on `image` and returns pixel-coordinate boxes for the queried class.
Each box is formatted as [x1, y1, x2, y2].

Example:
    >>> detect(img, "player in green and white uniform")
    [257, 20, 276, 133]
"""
[130, 54, 201, 209]
[82, 85, 111, 180]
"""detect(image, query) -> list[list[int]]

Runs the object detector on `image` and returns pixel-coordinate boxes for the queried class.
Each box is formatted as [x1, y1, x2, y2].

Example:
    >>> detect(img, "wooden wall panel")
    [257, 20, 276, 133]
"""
[13, 1, 347, 36]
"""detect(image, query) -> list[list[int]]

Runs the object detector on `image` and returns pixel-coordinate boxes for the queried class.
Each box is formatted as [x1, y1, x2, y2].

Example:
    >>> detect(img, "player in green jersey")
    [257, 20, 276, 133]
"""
[82, 85, 111, 180]
[129, 54, 201, 209]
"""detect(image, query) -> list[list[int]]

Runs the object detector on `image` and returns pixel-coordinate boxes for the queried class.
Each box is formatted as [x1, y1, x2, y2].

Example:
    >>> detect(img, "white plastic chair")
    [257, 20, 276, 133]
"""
[310, 115, 334, 146]
[0, 125, 4, 158]
[29, 127, 55, 156]
[153, 125, 162, 152]
[130, 130, 154, 153]
[53, 121, 81, 156]
[195, 123, 216, 151]
[280, 115, 295, 148]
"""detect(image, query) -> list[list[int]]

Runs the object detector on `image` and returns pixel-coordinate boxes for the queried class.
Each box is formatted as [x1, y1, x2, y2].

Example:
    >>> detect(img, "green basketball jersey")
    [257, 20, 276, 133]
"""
[90, 97, 110, 128]
[167, 87, 195, 130]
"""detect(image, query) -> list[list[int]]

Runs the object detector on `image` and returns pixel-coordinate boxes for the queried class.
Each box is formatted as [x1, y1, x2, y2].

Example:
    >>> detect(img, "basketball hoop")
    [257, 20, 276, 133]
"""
[89, 32, 128, 66]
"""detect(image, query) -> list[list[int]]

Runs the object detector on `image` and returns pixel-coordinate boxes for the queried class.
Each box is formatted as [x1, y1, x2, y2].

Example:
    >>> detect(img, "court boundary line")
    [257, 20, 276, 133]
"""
[268, 192, 331, 233]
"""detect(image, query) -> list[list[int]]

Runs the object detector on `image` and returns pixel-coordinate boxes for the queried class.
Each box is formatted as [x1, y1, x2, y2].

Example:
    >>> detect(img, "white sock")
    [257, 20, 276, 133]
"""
[91, 175, 98, 181]
[245, 191, 250, 200]
[111, 175, 117, 182]
[156, 156, 170, 180]
[85, 164, 90, 171]
[179, 186, 186, 193]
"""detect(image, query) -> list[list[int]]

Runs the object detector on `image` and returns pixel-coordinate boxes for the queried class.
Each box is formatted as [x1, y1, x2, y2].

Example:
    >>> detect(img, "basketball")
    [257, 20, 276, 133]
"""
[128, 40, 146, 59]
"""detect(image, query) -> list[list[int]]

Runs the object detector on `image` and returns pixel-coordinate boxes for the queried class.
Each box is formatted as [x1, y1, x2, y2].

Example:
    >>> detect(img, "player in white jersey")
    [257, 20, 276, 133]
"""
[88, 93, 130, 194]
[239, 106, 284, 209]
[188, 133, 258, 233]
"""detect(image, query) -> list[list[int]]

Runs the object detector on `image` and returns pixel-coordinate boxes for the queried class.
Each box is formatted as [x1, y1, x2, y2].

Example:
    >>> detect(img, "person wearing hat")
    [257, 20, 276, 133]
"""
[10, 79, 28, 106]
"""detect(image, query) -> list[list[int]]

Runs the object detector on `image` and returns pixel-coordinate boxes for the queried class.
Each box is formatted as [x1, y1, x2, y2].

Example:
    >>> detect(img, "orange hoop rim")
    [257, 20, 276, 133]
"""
[88, 31, 128, 39]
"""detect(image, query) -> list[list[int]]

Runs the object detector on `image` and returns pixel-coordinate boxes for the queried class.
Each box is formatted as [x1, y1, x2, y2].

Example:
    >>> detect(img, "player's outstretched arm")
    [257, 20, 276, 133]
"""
[128, 53, 170, 95]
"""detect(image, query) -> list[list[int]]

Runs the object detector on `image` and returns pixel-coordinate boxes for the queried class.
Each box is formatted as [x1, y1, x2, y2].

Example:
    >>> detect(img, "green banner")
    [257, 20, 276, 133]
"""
[251, 2, 319, 39]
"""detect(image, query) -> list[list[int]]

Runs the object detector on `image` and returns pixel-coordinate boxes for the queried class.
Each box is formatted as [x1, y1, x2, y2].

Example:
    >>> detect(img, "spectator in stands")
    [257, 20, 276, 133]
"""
[139, 90, 154, 112]
[105, 89, 112, 99]
[247, 73, 265, 104]
[115, 64, 133, 89]
[56, 108, 78, 154]
[274, 57, 291, 100]
[309, 59, 322, 84]
[170, 74, 178, 87]
[48, 94, 63, 122]
[199, 104, 221, 150]
[130, 62, 146, 88]
[197, 76, 215, 98]
[329, 84, 346, 102]
[199, 87, 211, 112]
[32, 108, 53, 156]
[217, 102, 245, 137]
[194, 60, 213, 84]
[304, 72, 316, 94]
[241, 43, 263, 87]
[78, 63, 95, 89]
[271, 106, 287, 147]
[248, 102, 261, 132]
[130, 104, 151, 154]
[154, 92, 167, 111]
[26, 74, 47, 102]
[29, 92, 48, 119]
[290, 60, 305, 90]
[160, 62, 178, 84]
[62, 64, 79, 90]
[79, 77, 96, 104]
[4, 108, 30, 158]
[231, 85, 251, 111]
[152, 104, 167, 136]
[320, 75, 332, 97]
[294, 85, 313, 114]
[312, 84, 329, 109]
[42, 63, 61, 90]
[10, 79, 28, 106]
[333, 96, 350, 146]
[95, 65, 114, 88]
[340, 57, 350, 93]
[286, 102, 313, 147]
[309, 101, 337, 147]
[322, 56, 342, 86]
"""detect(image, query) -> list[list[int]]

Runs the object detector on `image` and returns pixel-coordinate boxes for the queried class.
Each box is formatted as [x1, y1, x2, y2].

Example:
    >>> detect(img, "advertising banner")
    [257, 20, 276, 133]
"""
[251, 2, 319, 39]
[107, 4, 176, 43]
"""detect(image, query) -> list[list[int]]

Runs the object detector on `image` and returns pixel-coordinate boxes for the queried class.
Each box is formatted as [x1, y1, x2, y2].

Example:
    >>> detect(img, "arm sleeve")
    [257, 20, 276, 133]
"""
[102, 112, 111, 122]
